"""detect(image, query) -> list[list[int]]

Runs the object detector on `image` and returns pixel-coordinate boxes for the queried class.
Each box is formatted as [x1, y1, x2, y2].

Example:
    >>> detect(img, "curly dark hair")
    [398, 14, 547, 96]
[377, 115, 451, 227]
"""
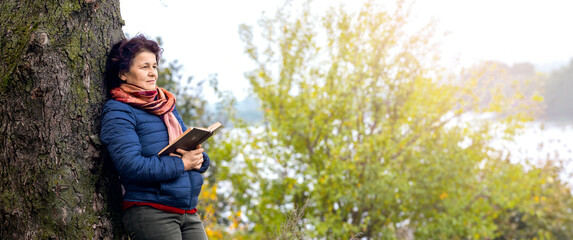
[104, 34, 163, 92]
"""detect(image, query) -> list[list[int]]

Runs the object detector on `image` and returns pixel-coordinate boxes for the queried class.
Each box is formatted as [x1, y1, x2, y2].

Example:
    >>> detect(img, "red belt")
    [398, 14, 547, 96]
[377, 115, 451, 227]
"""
[123, 201, 197, 214]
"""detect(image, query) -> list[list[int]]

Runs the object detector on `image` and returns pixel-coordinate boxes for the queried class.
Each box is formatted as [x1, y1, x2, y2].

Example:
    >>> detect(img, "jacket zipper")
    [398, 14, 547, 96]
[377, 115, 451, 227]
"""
[188, 171, 194, 208]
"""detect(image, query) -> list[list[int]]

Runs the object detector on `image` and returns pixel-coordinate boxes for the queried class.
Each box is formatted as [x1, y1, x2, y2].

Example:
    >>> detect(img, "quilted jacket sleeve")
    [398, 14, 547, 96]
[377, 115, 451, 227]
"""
[100, 101, 185, 184]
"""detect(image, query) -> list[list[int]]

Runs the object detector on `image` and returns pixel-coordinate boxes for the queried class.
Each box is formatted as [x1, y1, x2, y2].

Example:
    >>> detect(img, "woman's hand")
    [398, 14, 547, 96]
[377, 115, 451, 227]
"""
[170, 144, 204, 171]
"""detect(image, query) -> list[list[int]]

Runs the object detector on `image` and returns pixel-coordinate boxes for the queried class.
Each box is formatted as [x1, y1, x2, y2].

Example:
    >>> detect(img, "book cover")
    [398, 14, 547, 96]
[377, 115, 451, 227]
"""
[158, 121, 223, 156]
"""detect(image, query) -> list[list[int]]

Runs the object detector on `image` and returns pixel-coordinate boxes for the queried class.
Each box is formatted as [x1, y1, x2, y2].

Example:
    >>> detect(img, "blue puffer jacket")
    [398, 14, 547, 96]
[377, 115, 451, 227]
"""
[100, 99, 209, 210]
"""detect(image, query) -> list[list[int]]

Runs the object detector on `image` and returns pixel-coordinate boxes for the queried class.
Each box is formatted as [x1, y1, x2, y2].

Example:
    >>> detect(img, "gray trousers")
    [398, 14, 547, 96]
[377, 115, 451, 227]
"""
[123, 205, 208, 240]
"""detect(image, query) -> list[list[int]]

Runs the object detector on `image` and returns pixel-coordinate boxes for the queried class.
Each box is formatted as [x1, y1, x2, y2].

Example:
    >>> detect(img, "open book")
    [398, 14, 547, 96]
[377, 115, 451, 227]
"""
[158, 121, 223, 156]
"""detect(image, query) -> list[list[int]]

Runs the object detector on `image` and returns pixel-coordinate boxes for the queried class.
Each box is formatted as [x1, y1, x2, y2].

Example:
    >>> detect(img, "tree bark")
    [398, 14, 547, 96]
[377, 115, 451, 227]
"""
[0, 0, 125, 239]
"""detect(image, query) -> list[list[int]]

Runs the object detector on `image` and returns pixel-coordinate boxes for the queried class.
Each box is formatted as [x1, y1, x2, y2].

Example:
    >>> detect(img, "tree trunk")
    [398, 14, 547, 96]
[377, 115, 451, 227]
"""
[0, 0, 125, 239]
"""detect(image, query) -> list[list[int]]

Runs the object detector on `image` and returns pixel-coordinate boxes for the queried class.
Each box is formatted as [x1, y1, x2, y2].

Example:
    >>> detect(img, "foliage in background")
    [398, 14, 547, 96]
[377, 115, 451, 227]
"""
[199, 0, 573, 239]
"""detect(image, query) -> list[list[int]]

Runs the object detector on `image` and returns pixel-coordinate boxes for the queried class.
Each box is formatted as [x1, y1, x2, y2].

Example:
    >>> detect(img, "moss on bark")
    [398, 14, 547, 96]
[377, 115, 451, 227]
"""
[0, 0, 126, 239]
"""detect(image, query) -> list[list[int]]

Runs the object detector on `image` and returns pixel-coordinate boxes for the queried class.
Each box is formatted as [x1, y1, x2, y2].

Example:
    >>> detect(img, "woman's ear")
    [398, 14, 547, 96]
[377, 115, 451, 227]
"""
[118, 71, 127, 81]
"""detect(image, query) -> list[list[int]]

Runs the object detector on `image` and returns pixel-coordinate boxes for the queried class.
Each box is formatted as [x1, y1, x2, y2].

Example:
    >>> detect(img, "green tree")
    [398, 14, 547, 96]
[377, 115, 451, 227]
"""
[204, 0, 573, 239]
[492, 160, 573, 239]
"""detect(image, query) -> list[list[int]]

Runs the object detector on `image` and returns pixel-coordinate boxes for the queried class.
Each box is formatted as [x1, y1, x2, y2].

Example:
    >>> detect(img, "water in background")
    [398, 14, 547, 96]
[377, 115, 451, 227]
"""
[503, 121, 573, 185]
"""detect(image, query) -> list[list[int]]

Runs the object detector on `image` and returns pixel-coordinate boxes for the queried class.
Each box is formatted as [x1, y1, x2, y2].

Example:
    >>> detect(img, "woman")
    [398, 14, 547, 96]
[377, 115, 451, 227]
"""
[100, 35, 209, 240]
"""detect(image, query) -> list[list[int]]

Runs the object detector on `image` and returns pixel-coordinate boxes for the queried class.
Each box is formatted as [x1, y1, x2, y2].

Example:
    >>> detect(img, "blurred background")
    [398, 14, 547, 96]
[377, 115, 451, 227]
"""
[121, 0, 573, 239]
[120, 0, 573, 102]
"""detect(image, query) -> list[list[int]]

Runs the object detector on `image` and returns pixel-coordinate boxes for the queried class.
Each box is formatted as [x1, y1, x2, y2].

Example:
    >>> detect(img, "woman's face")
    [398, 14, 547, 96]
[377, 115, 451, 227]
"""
[119, 51, 158, 91]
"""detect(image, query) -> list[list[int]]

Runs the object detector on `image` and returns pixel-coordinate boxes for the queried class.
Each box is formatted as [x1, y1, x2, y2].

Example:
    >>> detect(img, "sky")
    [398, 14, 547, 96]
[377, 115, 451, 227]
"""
[120, 0, 573, 101]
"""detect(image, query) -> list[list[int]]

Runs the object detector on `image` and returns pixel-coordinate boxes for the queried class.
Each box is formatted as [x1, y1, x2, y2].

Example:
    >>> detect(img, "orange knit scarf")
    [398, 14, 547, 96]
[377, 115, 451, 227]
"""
[111, 83, 183, 144]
